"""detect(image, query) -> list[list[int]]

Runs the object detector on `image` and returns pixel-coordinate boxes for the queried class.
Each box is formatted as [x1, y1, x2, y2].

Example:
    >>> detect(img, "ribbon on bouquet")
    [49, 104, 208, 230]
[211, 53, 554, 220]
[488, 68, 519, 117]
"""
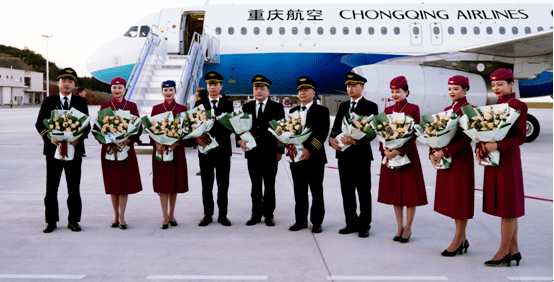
[106, 143, 125, 162]
[58, 141, 69, 160]
[286, 144, 298, 166]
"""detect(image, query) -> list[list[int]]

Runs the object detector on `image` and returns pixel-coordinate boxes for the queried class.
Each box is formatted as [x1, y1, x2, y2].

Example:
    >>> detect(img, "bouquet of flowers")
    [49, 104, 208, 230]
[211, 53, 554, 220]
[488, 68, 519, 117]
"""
[141, 112, 183, 161]
[42, 109, 90, 161]
[181, 105, 218, 154]
[217, 111, 256, 150]
[335, 113, 376, 151]
[414, 110, 459, 169]
[459, 104, 520, 166]
[268, 110, 311, 163]
[91, 108, 142, 161]
[370, 112, 416, 169]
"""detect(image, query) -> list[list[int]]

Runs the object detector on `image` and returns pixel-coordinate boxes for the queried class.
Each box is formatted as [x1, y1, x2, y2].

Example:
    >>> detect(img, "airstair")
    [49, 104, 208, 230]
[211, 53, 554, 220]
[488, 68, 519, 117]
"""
[125, 26, 220, 116]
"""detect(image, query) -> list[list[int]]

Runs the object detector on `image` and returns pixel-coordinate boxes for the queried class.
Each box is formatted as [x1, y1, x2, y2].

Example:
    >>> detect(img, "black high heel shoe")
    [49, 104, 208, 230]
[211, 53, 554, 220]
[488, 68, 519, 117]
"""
[441, 243, 463, 257]
[484, 254, 512, 267]
[511, 252, 522, 266]
[463, 240, 469, 253]
[399, 232, 411, 244]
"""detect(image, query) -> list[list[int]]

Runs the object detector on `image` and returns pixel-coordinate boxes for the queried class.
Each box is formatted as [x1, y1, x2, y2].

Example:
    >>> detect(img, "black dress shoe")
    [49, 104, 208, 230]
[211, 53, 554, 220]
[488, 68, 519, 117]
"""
[511, 252, 522, 266]
[485, 254, 512, 267]
[43, 223, 57, 233]
[118, 223, 127, 230]
[393, 235, 402, 241]
[67, 222, 81, 232]
[265, 217, 275, 227]
[110, 221, 119, 228]
[170, 219, 178, 226]
[245, 217, 261, 226]
[338, 226, 358, 234]
[399, 232, 411, 243]
[441, 244, 464, 257]
[198, 216, 213, 227]
[358, 229, 370, 238]
[218, 217, 232, 226]
[161, 223, 169, 230]
[289, 223, 307, 231]
[311, 224, 322, 233]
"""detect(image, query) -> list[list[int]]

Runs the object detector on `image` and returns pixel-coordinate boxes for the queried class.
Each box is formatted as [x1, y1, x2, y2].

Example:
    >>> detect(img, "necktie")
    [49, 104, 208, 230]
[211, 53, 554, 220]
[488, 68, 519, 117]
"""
[257, 102, 263, 119]
[63, 97, 69, 110]
[350, 101, 356, 113]
[301, 106, 307, 111]
[211, 100, 218, 113]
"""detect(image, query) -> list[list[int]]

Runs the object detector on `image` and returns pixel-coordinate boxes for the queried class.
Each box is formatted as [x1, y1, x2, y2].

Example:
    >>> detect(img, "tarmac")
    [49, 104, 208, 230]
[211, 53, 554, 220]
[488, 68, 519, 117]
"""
[0, 105, 552, 282]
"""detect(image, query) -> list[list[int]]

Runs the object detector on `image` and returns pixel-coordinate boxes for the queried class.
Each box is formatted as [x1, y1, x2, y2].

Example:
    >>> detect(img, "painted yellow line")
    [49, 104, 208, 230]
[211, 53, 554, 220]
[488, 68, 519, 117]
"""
[525, 102, 553, 109]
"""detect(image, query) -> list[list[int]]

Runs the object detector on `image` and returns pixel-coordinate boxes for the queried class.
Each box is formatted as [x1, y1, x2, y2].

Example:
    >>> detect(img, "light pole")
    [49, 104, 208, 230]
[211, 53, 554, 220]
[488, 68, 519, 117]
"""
[42, 34, 53, 98]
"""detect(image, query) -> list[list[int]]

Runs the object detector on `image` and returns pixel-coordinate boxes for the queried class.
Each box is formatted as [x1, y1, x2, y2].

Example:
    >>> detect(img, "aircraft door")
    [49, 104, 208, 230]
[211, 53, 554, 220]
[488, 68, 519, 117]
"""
[410, 22, 423, 46]
[430, 22, 443, 46]
[158, 8, 184, 54]
[182, 12, 205, 54]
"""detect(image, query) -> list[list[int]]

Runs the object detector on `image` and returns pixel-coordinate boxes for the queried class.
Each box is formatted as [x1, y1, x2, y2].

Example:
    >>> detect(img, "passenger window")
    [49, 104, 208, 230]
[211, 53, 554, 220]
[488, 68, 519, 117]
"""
[292, 27, 298, 35]
[486, 27, 493, 35]
[461, 27, 467, 35]
[139, 26, 150, 37]
[394, 27, 400, 35]
[433, 27, 440, 35]
[305, 27, 311, 35]
[279, 27, 285, 35]
[356, 27, 362, 35]
[228, 27, 234, 35]
[330, 27, 336, 35]
[215, 27, 221, 35]
[124, 26, 138, 37]
[368, 27, 375, 35]
[343, 27, 349, 35]
[538, 26, 544, 32]
[499, 27, 506, 35]
[512, 26, 518, 34]
[267, 27, 273, 35]
[381, 27, 387, 35]
[473, 27, 480, 34]
[448, 27, 454, 35]
[524, 26, 531, 34]
[254, 27, 260, 35]
[241, 27, 247, 35]
[413, 26, 420, 35]
[317, 27, 324, 35]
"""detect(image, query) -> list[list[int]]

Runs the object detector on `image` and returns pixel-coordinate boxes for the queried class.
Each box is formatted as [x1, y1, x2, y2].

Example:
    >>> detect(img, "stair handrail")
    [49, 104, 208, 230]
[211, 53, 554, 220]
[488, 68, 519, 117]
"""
[125, 25, 161, 102]
[176, 32, 202, 105]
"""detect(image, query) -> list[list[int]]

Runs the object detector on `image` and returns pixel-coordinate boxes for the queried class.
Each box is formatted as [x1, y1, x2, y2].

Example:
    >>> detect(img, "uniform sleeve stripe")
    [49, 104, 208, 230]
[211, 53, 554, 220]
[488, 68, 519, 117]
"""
[40, 129, 49, 137]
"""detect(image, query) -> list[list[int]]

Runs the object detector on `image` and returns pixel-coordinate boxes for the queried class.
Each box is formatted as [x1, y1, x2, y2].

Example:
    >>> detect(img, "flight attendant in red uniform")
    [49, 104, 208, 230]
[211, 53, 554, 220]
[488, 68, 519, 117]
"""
[100, 77, 143, 230]
[476, 69, 526, 267]
[378, 76, 427, 243]
[429, 75, 474, 256]
[151, 80, 189, 229]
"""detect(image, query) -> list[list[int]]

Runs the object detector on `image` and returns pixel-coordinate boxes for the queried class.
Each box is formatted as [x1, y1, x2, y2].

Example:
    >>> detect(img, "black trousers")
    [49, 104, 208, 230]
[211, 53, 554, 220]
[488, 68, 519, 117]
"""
[45, 155, 82, 224]
[289, 160, 325, 225]
[247, 153, 278, 218]
[199, 152, 231, 218]
[338, 157, 372, 230]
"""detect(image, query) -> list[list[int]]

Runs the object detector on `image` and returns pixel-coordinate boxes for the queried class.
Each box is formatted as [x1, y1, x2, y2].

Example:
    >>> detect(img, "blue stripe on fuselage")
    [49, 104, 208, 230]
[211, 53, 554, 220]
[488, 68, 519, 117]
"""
[519, 71, 553, 98]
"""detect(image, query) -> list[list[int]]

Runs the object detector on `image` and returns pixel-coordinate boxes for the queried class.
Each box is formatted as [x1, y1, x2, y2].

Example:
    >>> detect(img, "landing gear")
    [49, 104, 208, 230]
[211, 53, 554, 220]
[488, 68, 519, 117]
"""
[525, 113, 540, 142]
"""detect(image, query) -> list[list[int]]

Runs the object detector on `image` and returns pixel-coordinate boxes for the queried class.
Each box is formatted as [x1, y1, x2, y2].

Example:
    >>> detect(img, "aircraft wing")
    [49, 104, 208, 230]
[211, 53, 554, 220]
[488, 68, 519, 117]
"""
[378, 30, 553, 80]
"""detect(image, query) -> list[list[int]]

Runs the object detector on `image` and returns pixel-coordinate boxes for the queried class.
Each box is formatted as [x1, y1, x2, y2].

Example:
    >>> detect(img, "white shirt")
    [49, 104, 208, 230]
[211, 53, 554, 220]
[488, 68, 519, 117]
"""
[255, 97, 268, 118]
[59, 93, 72, 108]
[350, 96, 362, 112]
[300, 101, 313, 112]
[209, 96, 220, 109]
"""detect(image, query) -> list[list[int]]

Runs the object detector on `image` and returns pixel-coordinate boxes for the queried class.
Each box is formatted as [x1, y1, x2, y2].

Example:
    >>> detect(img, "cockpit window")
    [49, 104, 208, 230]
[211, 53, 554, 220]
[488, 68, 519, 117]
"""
[124, 26, 138, 37]
[139, 26, 150, 37]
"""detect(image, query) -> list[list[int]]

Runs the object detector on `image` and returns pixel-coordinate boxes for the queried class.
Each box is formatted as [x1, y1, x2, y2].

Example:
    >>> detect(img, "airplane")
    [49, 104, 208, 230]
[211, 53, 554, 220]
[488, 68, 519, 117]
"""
[86, 1, 553, 142]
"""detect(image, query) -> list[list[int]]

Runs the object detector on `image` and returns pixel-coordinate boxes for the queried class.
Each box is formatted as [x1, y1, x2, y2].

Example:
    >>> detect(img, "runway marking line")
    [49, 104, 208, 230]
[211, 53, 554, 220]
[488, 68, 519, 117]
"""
[507, 277, 553, 281]
[327, 276, 448, 281]
[475, 188, 553, 202]
[0, 274, 86, 279]
[146, 275, 268, 280]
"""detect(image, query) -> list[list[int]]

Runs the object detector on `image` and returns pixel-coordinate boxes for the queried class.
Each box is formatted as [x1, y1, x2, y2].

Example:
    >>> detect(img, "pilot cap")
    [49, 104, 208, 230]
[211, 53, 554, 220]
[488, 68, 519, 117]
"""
[56, 68, 77, 81]
[162, 80, 176, 88]
[204, 71, 223, 83]
[490, 69, 514, 81]
[448, 75, 469, 86]
[252, 74, 272, 87]
[345, 72, 367, 85]
[390, 76, 408, 89]
[297, 76, 317, 90]
[110, 77, 127, 86]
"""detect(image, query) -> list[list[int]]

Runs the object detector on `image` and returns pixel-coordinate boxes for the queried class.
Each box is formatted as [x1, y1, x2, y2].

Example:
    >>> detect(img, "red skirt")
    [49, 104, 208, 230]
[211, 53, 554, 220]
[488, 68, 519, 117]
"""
[152, 143, 189, 194]
[434, 145, 475, 219]
[378, 142, 427, 207]
[100, 144, 143, 195]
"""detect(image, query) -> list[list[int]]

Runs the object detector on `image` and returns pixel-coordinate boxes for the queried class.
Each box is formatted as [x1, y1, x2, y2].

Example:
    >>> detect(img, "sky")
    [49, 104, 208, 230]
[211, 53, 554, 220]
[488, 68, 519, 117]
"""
[1, 0, 550, 78]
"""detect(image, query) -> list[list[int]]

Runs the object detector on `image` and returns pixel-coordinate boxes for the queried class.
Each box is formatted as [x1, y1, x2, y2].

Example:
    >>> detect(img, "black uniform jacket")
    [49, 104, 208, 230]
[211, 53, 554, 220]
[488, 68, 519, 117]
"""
[242, 99, 285, 158]
[289, 103, 330, 164]
[35, 94, 90, 157]
[195, 96, 234, 156]
[330, 97, 379, 161]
